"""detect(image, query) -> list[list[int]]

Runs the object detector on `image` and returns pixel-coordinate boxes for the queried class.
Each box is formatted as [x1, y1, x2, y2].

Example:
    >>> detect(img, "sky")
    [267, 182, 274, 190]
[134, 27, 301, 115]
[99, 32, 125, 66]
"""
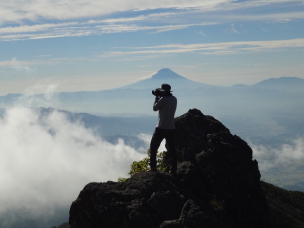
[0, 0, 304, 95]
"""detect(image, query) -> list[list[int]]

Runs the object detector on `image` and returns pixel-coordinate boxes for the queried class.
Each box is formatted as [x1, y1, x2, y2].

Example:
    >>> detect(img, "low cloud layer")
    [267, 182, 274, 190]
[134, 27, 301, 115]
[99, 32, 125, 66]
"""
[0, 105, 145, 224]
[251, 138, 304, 171]
[137, 133, 167, 153]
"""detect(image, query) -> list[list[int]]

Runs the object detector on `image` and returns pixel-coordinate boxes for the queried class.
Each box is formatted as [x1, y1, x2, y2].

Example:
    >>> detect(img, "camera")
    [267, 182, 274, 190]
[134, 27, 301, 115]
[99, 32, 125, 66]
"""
[152, 88, 165, 97]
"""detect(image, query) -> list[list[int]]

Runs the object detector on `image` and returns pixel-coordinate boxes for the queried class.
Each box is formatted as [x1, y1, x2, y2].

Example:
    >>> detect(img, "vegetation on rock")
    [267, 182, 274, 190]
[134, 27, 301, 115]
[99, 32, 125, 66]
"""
[261, 181, 304, 228]
[118, 150, 168, 182]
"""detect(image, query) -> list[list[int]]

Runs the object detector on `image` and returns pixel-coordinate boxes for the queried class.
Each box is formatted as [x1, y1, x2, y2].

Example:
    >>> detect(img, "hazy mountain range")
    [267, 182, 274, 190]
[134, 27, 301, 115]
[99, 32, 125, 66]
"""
[1, 68, 303, 115]
[1, 69, 304, 182]
[1, 68, 303, 145]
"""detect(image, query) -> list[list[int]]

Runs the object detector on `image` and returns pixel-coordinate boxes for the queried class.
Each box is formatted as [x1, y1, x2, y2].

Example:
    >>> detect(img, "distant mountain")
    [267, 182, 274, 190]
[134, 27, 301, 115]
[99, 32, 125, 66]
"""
[253, 77, 304, 94]
[34, 107, 155, 152]
[1, 70, 304, 143]
[36, 107, 155, 136]
[1, 71, 304, 142]
[122, 68, 220, 90]
[0, 93, 22, 104]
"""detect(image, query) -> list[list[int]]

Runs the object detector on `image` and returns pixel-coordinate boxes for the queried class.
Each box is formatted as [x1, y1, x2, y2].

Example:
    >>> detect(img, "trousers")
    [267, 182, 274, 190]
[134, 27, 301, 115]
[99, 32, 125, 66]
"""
[149, 128, 177, 171]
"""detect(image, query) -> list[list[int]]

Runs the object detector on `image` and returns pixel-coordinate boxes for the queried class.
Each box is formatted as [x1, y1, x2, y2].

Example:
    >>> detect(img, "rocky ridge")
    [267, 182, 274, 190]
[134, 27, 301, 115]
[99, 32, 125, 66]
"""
[69, 109, 269, 228]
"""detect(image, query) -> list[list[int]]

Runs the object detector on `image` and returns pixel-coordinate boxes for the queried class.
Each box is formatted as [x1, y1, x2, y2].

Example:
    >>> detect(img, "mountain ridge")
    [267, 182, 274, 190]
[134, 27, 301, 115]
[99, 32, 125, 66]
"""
[252, 76, 304, 94]
[254, 76, 304, 86]
[121, 68, 221, 90]
[0, 69, 303, 97]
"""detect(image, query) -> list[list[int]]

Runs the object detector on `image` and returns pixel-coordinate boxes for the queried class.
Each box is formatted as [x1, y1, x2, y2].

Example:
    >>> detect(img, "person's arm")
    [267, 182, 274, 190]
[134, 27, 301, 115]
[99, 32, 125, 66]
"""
[153, 97, 163, 111]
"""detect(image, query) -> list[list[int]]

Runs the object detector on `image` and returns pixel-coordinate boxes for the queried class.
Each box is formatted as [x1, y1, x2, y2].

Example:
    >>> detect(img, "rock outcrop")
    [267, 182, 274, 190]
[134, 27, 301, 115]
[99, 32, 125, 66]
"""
[69, 109, 269, 228]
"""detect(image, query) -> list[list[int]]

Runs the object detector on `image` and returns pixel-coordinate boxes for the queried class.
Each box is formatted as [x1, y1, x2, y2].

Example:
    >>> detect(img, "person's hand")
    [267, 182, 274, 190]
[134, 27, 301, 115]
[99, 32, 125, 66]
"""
[155, 96, 160, 102]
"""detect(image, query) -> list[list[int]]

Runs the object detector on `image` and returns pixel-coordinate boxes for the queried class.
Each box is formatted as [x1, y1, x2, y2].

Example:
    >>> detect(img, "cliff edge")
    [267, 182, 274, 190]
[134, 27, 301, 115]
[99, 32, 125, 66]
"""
[69, 109, 269, 228]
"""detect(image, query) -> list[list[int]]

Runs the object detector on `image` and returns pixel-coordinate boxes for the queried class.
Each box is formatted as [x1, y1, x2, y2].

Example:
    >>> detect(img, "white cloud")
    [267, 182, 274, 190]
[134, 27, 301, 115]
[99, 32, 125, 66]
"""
[221, 11, 304, 22]
[16, 83, 60, 109]
[196, 30, 206, 36]
[89, 12, 176, 24]
[102, 38, 304, 57]
[0, 101, 145, 224]
[230, 24, 239, 34]
[0, 0, 230, 24]
[0, 58, 36, 72]
[137, 133, 167, 153]
[201, 0, 304, 12]
[0, 58, 31, 67]
[1, 0, 302, 25]
[0, 58, 71, 70]
[153, 23, 215, 33]
[0, 0, 302, 41]
[0, 20, 216, 41]
[0, 12, 180, 40]
[0, 22, 78, 34]
[251, 138, 304, 171]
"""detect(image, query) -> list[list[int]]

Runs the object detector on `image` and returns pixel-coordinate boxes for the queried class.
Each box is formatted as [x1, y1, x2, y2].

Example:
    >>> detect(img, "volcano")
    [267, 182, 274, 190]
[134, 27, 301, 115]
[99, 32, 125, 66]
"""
[122, 68, 220, 90]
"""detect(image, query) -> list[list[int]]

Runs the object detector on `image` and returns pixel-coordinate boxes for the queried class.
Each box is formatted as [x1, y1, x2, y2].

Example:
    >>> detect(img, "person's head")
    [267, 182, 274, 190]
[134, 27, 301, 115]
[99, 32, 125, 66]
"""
[160, 84, 172, 96]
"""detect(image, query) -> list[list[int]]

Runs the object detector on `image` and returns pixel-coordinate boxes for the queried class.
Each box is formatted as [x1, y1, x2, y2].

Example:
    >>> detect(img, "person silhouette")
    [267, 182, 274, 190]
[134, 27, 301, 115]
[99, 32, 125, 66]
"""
[149, 83, 177, 174]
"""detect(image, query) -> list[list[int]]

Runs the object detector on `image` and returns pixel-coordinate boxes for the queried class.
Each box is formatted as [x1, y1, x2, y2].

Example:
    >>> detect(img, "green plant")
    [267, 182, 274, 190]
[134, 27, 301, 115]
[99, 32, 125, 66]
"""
[118, 150, 168, 182]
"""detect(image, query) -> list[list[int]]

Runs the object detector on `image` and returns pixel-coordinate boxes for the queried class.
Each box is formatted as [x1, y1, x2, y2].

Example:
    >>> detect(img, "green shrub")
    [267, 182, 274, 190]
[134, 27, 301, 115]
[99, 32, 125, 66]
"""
[118, 150, 168, 182]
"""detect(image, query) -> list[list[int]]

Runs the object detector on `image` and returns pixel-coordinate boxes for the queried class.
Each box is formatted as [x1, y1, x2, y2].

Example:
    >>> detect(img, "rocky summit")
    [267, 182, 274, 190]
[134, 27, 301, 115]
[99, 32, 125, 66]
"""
[69, 109, 269, 228]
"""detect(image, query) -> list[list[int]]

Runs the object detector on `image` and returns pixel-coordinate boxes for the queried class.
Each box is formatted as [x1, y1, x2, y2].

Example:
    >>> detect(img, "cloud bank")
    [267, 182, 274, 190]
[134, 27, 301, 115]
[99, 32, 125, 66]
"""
[137, 133, 167, 153]
[251, 138, 304, 171]
[0, 104, 145, 225]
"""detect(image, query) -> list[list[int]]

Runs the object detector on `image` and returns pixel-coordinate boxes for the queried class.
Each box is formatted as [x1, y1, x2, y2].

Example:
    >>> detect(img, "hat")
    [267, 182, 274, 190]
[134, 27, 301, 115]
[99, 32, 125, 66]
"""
[160, 83, 172, 92]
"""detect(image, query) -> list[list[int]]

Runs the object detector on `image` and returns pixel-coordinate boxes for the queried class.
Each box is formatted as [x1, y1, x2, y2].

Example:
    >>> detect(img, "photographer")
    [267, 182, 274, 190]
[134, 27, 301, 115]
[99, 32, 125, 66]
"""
[149, 84, 177, 174]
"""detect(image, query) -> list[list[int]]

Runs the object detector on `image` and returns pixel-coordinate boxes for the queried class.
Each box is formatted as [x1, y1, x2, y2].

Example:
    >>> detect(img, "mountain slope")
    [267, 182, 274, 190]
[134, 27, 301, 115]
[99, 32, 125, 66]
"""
[261, 181, 304, 228]
[252, 77, 304, 94]
[122, 68, 220, 90]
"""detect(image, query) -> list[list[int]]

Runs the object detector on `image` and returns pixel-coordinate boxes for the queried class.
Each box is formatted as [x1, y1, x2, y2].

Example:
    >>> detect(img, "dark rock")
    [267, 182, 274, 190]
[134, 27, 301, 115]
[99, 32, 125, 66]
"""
[69, 108, 269, 228]
[70, 172, 186, 228]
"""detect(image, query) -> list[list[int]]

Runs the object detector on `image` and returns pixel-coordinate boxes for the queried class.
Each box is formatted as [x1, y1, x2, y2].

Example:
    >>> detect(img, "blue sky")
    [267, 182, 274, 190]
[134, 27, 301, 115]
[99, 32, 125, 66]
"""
[0, 0, 304, 95]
